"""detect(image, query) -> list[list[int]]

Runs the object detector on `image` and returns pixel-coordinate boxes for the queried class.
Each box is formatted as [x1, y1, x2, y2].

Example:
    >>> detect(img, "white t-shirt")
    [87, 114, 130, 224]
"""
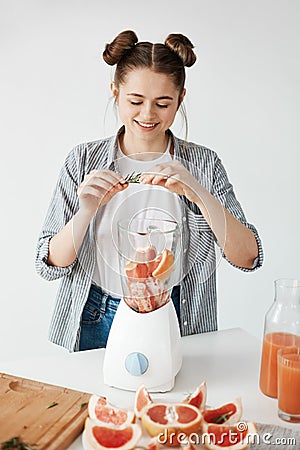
[92, 138, 182, 297]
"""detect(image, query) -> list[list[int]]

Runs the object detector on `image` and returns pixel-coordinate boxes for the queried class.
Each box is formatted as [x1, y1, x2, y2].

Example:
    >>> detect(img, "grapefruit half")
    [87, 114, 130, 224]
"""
[141, 402, 202, 446]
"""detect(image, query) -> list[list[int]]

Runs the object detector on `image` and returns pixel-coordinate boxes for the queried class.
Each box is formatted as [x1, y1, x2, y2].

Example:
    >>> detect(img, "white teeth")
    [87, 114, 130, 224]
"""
[137, 122, 156, 128]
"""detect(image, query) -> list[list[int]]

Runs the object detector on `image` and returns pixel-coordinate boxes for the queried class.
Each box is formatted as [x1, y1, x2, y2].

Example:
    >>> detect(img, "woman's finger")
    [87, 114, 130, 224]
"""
[141, 169, 176, 186]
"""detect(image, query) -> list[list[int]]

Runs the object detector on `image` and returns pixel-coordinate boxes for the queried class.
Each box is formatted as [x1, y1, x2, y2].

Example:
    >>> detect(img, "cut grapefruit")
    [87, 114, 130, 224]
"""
[145, 437, 160, 450]
[85, 418, 142, 450]
[152, 249, 175, 282]
[125, 262, 149, 280]
[88, 394, 135, 427]
[135, 246, 157, 263]
[147, 258, 161, 276]
[202, 398, 242, 426]
[134, 384, 153, 418]
[183, 380, 207, 411]
[127, 282, 156, 312]
[202, 421, 257, 450]
[141, 403, 202, 446]
[180, 439, 197, 450]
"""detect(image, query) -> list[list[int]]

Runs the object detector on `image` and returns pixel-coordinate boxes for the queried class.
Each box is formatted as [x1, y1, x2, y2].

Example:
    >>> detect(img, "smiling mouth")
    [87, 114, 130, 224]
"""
[135, 120, 158, 129]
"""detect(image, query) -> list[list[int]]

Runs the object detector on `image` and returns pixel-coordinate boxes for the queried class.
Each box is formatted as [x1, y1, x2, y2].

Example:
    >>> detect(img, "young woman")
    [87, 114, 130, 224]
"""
[36, 30, 263, 352]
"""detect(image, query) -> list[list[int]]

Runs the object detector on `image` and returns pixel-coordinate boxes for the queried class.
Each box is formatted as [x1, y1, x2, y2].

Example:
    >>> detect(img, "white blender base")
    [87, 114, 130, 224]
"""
[103, 299, 182, 392]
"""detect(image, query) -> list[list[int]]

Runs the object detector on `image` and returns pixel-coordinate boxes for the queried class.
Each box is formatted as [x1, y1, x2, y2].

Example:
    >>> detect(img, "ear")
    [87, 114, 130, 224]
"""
[177, 88, 186, 110]
[110, 82, 119, 100]
[179, 88, 186, 104]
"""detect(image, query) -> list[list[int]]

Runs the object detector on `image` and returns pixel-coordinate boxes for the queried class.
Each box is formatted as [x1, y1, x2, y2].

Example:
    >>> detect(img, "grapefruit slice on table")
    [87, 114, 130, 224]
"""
[183, 380, 207, 411]
[141, 402, 202, 446]
[85, 418, 142, 450]
[202, 421, 257, 450]
[88, 394, 135, 427]
[202, 398, 242, 426]
[134, 384, 153, 418]
[152, 249, 175, 282]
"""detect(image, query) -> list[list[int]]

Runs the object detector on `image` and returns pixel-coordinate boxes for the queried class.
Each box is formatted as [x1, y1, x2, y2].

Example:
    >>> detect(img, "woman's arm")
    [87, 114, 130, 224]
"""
[47, 208, 94, 267]
[47, 170, 127, 268]
[191, 186, 258, 269]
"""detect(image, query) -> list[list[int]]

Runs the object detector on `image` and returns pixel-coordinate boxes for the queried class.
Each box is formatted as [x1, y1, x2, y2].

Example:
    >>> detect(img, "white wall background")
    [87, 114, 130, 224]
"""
[1, 0, 299, 361]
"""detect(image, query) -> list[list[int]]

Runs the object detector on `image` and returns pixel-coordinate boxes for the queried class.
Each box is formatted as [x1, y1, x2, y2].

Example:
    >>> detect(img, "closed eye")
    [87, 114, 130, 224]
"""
[130, 101, 142, 105]
[157, 104, 169, 108]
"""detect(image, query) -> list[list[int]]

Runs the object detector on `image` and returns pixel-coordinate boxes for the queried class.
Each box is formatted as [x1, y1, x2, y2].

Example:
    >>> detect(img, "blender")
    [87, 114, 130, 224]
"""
[103, 218, 182, 392]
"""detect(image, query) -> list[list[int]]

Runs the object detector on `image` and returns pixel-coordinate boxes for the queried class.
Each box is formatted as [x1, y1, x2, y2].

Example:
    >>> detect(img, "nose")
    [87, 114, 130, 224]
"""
[140, 101, 155, 121]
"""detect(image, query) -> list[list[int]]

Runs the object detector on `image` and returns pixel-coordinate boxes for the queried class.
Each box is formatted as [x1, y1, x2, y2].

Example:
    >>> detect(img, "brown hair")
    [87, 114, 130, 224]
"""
[103, 30, 196, 101]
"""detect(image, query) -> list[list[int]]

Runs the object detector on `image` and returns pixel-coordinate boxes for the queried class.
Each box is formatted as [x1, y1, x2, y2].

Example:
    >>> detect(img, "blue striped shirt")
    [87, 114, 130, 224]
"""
[36, 130, 263, 351]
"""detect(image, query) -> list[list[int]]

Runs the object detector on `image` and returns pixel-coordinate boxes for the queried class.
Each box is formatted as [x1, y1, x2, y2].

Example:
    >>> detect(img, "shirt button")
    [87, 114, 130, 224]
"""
[182, 217, 187, 222]
[183, 321, 188, 326]
[182, 298, 186, 304]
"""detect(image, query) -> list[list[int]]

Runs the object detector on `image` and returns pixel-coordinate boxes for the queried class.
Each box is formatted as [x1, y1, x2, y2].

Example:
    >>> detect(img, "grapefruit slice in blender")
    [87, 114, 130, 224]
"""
[202, 421, 257, 450]
[125, 261, 149, 280]
[88, 394, 135, 427]
[135, 246, 157, 262]
[85, 418, 142, 450]
[202, 398, 242, 426]
[147, 257, 161, 276]
[141, 402, 202, 446]
[134, 384, 153, 418]
[183, 380, 207, 410]
[152, 249, 175, 281]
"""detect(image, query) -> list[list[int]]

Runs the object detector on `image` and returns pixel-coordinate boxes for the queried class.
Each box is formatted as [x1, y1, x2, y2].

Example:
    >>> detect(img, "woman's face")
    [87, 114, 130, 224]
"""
[111, 68, 185, 143]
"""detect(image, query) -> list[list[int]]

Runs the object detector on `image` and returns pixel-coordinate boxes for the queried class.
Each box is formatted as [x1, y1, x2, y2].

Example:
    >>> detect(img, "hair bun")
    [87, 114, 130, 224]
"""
[103, 30, 138, 66]
[164, 33, 196, 67]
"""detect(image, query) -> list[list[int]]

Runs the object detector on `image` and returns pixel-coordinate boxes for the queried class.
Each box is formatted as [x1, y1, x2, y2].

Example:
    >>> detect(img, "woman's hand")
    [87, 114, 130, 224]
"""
[77, 170, 127, 217]
[139, 160, 201, 204]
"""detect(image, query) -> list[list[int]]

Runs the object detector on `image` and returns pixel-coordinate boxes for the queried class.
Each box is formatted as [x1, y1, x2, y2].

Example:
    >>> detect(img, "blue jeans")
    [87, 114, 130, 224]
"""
[79, 284, 181, 351]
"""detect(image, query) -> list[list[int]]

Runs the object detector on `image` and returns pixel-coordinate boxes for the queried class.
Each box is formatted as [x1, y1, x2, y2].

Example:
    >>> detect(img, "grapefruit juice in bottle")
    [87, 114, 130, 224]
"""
[259, 279, 300, 398]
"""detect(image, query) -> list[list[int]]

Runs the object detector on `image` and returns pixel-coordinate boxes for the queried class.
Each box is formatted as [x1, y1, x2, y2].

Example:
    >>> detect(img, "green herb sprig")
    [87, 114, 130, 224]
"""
[1, 437, 36, 450]
[47, 401, 58, 409]
[124, 172, 142, 184]
[211, 411, 233, 424]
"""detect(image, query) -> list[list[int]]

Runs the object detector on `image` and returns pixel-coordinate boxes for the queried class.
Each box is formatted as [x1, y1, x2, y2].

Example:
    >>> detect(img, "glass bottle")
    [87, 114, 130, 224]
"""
[259, 279, 300, 398]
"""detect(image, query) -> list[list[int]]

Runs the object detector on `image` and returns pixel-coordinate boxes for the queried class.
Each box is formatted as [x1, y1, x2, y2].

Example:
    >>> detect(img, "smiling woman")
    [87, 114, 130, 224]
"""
[35, 30, 263, 353]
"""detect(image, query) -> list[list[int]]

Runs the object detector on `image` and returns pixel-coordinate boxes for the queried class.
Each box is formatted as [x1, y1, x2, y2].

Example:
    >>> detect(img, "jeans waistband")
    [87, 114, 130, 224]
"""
[91, 283, 121, 302]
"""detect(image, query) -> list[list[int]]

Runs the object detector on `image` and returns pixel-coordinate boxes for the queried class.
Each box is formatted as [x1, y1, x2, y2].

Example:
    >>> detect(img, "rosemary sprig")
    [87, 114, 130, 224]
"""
[1, 437, 36, 450]
[211, 411, 233, 424]
[124, 172, 141, 184]
[47, 401, 58, 409]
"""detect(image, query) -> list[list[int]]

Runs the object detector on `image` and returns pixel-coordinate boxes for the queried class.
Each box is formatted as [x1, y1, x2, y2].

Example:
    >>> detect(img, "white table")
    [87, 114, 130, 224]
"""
[1, 328, 298, 448]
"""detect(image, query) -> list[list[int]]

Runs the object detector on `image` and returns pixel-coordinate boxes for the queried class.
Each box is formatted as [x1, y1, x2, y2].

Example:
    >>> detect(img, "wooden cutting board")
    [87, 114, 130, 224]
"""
[0, 373, 91, 449]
